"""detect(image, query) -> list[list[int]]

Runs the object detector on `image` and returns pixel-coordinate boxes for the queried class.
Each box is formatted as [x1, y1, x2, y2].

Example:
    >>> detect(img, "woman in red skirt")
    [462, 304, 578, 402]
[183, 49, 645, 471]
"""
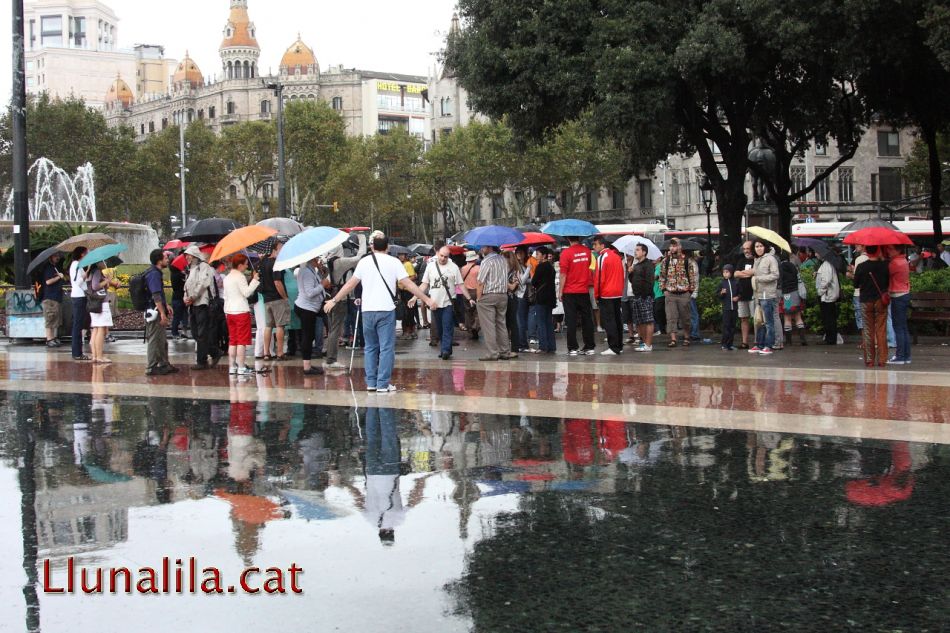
[223, 254, 260, 375]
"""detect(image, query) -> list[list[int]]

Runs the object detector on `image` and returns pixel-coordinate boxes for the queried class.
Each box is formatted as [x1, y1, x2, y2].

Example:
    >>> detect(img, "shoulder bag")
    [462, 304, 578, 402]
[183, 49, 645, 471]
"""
[869, 271, 890, 306]
[370, 252, 406, 320]
[84, 269, 105, 314]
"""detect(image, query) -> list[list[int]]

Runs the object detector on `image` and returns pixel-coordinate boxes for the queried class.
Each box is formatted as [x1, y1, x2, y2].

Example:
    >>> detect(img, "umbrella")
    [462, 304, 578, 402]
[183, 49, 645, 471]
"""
[613, 235, 662, 260]
[515, 224, 542, 233]
[163, 239, 190, 250]
[171, 254, 187, 272]
[388, 244, 413, 257]
[279, 489, 348, 521]
[794, 239, 845, 273]
[447, 245, 467, 256]
[792, 237, 827, 251]
[26, 246, 65, 276]
[56, 232, 117, 252]
[408, 243, 435, 256]
[343, 226, 371, 233]
[258, 217, 305, 237]
[274, 226, 349, 272]
[463, 225, 525, 248]
[747, 226, 792, 253]
[210, 225, 278, 263]
[177, 217, 243, 242]
[836, 218, 899, 239]
[661, 239, 703, 251]
[541, 219, 599, 237]
[103, 256, 124, 268]
[502, 232, 556, 249]
[78, 243, 128, 268]
[843, 226, 914, 247]
[174, 220, 198, 239]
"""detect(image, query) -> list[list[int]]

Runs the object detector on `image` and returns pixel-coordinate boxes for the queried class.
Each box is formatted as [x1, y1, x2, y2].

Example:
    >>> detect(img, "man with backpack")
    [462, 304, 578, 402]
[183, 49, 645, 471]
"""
[40, 253, 66, 348]
[323, 233, 366, 370]
[183, 244, 223, 370]
[136, 249, 178, 376]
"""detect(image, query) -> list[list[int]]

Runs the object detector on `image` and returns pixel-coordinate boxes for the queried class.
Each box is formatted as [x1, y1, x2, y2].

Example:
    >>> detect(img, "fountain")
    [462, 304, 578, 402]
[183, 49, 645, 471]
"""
[1, 157, 159, 264]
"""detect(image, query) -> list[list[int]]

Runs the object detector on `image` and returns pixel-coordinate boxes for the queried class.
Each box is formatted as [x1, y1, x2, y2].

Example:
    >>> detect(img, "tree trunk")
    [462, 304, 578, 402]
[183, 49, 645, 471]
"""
[715, 183, 747, 255]
[923, 125, 944, 242]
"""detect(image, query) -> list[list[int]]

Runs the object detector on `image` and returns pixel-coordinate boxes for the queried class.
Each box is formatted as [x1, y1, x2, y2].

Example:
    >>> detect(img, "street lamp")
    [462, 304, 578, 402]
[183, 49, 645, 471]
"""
[265, 80, 287, 216]
[699, 175, 715, 266]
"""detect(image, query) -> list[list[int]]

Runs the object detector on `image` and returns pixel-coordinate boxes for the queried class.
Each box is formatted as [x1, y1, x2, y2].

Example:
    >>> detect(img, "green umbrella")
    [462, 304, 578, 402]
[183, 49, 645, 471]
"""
[78, 243, 127, 268]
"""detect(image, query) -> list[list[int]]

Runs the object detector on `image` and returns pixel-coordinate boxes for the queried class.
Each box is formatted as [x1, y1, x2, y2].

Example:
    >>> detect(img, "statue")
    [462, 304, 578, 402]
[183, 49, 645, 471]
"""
[748, 139, 777, 202]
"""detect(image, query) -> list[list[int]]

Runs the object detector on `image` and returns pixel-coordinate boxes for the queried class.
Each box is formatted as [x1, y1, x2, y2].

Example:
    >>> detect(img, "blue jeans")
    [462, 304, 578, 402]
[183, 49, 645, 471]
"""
[515, 297, 530, 350]
[536, 304, 556, 352]
[171, 298, 187, 336]
[854, 295, 895, 346]
[363, 310, 396, 390]
[891, 293, 911, 361]
[756, 299, 776, 349]
[435, 306, 455, 356]
[689, 298, 700, 339]
[527, 304, 539, 341]
[365, 406, 400, 476]
[71, 296, 88, 358]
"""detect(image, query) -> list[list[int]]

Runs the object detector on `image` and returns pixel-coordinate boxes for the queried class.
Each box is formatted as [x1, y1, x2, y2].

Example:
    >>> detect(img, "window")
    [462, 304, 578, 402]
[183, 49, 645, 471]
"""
[682, 170, 691, 205]
[815, 168, 830, 202]
[148, 121, 155, 133]
[586, 189, 599, 212]
[440, 128, 452, 141]
[40, 16, 63, 47]
[332, 96, 343, 111]
[226, 101, 236, 115]
[441, 97, 453, 117]
[492, 194, 505, 219]
[790, 166, 807, 193]
[638, 179, 653, 210]
[228, 185, 238, 199]
[162, 118, 168, 129]
[197, 110, 203, 120]
[209, 106, 216, 119]
[140, 124, 145, 135]
[815, 142, 827, 156]
[612, 188, 625, 210]
[877, 130, 900, 157]
[670, 172, 680, 206]
[838, 167, 854, 202]
[70, 17, 86, 48]
[871, 174, 878, 202]
[878, 167, 903, 201]
[260, 100, 270, 114]
[29, 19, 35, 49]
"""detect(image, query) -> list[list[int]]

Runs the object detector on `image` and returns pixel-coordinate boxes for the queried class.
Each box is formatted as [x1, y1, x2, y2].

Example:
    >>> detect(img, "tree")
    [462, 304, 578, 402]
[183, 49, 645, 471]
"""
[447, 0, 865, 251]
[905, 133, 950, 203]
[846, 0, 950, 241]
[283, 100, 348, 218]
[92, 125, 139, 222]
[220, 121, 276, 225]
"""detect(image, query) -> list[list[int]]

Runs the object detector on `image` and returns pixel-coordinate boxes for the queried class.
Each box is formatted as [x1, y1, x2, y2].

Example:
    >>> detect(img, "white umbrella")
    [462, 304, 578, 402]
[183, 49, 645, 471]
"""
[613, 235, 662, 260]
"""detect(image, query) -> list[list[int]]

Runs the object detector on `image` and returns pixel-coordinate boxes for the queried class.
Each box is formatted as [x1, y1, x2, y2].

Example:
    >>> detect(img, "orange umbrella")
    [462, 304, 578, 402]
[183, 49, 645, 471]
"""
[209, 225, 277, 263]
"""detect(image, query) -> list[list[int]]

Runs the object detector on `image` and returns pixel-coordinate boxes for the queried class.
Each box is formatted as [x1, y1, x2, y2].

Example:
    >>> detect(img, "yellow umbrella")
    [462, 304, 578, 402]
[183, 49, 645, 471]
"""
[747, 226, 791, 253]
[209, 225, 278, 263]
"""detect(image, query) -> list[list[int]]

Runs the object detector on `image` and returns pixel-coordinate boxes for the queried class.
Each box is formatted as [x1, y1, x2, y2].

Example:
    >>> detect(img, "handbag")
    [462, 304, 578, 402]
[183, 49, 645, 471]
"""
[754, 303, 765, 326]
[797, 272, 807, 301]
[869, 272, 890, 306]
[370, 251, 406, 320]
[85, 269, 105, 314]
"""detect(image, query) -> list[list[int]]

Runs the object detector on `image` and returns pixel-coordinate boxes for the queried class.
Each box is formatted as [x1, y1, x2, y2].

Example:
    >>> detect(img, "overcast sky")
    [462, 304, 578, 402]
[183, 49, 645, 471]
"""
[0, 0, 459, 102]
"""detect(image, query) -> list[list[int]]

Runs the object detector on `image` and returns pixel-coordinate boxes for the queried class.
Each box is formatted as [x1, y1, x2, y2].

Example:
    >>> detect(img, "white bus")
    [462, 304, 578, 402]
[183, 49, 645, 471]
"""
[792, 219, 950, 240]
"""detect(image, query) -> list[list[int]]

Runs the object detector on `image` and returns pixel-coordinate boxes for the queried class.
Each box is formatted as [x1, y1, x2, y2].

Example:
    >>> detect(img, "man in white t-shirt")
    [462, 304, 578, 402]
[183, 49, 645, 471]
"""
[411, 246, 474, 360]
[68, 247, 91, 360]
[325, 232, 436, 393]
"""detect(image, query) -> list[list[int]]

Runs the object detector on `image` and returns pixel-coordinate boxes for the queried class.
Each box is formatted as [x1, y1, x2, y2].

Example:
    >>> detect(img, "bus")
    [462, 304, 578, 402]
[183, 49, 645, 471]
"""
[792, 219, 950, 243]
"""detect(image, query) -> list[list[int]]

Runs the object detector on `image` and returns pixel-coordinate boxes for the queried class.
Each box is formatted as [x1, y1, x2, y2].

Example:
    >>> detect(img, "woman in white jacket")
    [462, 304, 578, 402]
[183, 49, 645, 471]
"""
[815, 254, 841, 345]
[223, 254, 260, 375]
[750, 240, 780, 355]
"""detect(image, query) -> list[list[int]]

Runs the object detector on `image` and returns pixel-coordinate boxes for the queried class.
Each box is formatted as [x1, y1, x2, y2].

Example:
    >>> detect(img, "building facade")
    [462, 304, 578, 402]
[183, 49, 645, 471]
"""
[25, 0, 176, 108]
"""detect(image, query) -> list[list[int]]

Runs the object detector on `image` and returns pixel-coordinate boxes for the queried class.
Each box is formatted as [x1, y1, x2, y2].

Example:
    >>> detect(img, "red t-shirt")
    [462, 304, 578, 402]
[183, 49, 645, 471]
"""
[559, 244, 593, 294]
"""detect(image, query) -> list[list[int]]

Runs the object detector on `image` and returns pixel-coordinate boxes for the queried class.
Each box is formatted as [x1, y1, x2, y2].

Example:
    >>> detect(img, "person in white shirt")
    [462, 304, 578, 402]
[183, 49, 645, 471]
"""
[222, 254, 260, 375]
[411, 246, 475, 360]
[68, 247, 90, 360]
[325, 232, 436, 393]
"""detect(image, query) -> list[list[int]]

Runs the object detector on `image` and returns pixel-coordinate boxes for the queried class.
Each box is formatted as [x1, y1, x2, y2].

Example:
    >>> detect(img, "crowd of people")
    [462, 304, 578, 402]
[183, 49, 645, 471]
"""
[35, 229, 944, 387]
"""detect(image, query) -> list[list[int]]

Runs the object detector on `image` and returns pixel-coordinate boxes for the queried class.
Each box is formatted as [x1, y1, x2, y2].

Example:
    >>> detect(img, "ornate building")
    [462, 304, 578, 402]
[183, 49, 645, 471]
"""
[104, 0, 429, 144]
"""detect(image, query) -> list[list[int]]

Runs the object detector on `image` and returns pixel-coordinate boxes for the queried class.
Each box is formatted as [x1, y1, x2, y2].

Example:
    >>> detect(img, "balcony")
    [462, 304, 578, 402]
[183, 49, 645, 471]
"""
[219, 113, 240, 124]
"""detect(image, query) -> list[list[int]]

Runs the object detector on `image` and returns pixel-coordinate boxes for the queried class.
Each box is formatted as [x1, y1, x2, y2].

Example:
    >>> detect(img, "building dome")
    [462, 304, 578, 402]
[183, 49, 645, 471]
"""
[279, 35, 318, 75]
[220, 0, 260, 50]
[105, 76, 133, 108]
[173, 52, 204, 89]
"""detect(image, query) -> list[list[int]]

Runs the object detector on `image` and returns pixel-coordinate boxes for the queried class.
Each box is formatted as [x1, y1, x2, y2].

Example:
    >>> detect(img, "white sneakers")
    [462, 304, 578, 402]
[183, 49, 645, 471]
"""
[634, 344, 653, 352]
[600, 349, 618, 356]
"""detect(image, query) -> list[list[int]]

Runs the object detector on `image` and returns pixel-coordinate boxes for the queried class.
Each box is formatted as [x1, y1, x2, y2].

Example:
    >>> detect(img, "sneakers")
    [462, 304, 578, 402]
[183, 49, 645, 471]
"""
[582, 349, 596, 356]
[634, 344, 653, 352]
[758, 347, 773, 355]
[324, 361, 346, 370]
[748, 346, 761, 354]
[568, 350, 579, 357]
[376, 385, 397, 393]
[229, 366, 239, 375]
[886, 357, 907, 366]
[366, 386, 377, 392]
[600, 349, 618, 356]
[237, 366, 256, 376]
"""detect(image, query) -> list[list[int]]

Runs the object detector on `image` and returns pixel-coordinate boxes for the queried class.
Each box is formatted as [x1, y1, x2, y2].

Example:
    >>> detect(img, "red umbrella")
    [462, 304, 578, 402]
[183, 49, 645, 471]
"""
[342, 226, 371, 233]
[170, 254, 187, 272]
[842, 226, 913, 246]
[447, 245, 467, 255]
[502, 232, 556, 249]
[163, 239, 190, 250]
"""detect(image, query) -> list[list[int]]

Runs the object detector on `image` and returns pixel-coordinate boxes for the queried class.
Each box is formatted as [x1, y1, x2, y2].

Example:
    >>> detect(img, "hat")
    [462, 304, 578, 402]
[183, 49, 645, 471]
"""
[723, 264, 735, 272]
[184, 244, 207, 261]
[465, 250, 478, 262]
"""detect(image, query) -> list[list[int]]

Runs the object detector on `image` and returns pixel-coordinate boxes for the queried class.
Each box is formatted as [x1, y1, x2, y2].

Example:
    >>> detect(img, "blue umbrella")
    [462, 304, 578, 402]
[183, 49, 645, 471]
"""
[78, 243, 127, 268]
[463, 225, 525, 248]
[541, 219, 599, 237]
[274, 226, 349, 272]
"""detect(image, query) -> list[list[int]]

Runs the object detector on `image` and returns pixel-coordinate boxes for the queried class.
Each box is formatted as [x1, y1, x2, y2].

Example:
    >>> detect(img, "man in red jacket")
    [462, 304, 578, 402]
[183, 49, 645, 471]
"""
[593, 236, 625, 355]
[558, 236, 596, 355]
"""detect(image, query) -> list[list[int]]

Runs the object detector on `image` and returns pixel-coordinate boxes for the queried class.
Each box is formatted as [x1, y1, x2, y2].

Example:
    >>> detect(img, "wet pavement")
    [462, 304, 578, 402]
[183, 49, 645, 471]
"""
[0, 335, 949, 632]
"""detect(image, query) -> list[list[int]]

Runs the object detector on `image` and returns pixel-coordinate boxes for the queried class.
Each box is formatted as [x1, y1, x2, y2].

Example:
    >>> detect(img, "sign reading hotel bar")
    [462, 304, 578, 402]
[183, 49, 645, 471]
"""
[377, 81, 424, 94]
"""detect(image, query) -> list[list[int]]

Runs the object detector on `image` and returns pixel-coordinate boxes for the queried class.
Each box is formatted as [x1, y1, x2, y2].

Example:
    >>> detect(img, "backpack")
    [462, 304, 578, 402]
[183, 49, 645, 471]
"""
[129, 269, 151, 311]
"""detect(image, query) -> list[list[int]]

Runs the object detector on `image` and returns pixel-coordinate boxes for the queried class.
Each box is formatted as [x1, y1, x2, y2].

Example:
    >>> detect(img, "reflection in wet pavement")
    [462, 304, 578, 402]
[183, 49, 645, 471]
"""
[1, 391, 948, 632]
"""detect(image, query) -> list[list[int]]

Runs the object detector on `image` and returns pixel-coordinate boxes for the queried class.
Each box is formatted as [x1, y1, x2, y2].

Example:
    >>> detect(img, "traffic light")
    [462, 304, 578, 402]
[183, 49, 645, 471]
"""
[333, 201, 339, 213]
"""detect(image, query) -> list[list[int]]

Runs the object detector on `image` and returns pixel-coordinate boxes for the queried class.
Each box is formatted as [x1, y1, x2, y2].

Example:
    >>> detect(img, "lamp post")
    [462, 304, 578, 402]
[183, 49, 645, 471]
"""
[265, 80, 287, 216]
[699, 175, 715, 268]
[11, 0, 30, 289]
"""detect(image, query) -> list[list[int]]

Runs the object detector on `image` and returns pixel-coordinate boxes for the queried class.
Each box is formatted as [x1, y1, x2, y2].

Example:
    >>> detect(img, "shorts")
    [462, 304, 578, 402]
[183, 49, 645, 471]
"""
[632, 295, 654, 324]
[227, 312, 253, 346]
[737, 300, 753, 319]
[264, 299, 291, 328]
[42, 299, 62, 330]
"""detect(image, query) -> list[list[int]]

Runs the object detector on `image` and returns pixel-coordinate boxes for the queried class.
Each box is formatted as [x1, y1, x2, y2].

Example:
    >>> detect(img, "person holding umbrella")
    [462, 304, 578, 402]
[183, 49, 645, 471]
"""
[223, 253, 260, 376]
[853, 245, 890, 367]
[68, 247, 91, 361]
[183, 244, 223, 370]
[40, 253, 66, 348]
[559, 236, 596, 356]
[85, 261, 120, 364]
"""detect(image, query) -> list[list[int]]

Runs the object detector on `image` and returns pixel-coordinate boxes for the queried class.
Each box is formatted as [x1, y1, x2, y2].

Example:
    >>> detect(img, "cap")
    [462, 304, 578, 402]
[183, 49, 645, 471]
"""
[465, 251, 478, 262]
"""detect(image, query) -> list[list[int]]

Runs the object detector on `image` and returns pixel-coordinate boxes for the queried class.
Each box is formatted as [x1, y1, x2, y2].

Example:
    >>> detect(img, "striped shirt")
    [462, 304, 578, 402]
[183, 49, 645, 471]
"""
[477, 252, 508, 294]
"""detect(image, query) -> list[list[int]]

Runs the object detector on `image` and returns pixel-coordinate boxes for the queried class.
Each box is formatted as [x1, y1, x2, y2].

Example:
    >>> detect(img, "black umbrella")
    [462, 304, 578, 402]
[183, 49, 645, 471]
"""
[835, 218, 898, 239]
[177, 218, 243, 243]
[408, 243, 435, 256]
[515, 224, 542, 233]
[661, 239, 703, 251]
[388, 245, 412, 257]
[26, 246, 64, 276]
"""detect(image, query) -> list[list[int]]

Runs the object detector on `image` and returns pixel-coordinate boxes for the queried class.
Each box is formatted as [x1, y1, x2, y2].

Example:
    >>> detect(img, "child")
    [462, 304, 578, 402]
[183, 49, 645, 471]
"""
[720, 264, 740, 350]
